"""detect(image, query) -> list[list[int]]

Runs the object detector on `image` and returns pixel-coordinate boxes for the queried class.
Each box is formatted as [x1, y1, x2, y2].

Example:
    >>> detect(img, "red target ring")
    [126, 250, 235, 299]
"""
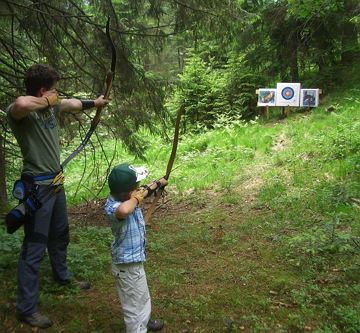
[281, 87, 295, 100]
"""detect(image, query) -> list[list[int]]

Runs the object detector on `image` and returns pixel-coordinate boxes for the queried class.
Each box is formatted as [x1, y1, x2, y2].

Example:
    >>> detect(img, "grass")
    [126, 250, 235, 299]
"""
[1, 83, 360, 332]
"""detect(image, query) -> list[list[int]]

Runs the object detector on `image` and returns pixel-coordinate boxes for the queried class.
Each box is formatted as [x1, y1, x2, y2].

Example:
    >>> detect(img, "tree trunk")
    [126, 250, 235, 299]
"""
[0, 132, 8, 213]
[314, 27, 330, 72]
[193, 28, 198, 51]
[341, 22, 358, 65]
[341, 0, 359, 65]
[290, 47, 299, 82]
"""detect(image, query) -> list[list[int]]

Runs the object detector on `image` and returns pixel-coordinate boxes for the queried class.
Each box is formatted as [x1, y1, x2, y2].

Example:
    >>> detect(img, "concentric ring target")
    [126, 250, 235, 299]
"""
[281, 87, 295, 100]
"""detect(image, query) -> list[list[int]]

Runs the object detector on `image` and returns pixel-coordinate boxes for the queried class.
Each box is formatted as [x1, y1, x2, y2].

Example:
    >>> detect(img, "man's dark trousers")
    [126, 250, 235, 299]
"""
[16, 185, 70, 315]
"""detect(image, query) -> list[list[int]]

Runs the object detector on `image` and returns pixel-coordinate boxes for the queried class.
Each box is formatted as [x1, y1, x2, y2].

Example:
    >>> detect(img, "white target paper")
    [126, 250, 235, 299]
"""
[300, 89, 319, 107]
[276, 83, 301, 107]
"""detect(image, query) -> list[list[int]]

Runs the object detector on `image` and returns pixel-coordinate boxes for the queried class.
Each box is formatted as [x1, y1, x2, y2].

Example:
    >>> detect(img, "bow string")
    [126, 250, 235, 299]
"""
[62, 18, 116, 167]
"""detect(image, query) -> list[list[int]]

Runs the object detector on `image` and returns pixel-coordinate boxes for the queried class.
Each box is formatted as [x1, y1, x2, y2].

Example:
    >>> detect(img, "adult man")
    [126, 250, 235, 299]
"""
[6, 64, 109, 329]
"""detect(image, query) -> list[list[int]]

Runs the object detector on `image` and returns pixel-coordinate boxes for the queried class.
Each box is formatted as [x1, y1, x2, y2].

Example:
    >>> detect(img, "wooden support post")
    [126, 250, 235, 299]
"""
[281, 107, 289, 118]
[263, 106, 269, 120]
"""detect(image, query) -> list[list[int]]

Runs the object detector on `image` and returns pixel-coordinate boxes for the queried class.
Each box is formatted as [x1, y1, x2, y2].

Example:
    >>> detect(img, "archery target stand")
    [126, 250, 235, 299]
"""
[256, 83, 322, 119]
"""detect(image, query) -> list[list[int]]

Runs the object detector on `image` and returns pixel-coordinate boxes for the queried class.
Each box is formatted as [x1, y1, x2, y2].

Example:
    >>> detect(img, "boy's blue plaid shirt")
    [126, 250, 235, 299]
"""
[104, 196, 146, 264]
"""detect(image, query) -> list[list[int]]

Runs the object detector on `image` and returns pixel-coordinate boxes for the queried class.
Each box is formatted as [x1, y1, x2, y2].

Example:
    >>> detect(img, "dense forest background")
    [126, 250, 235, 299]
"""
[0, 0, 359, 209]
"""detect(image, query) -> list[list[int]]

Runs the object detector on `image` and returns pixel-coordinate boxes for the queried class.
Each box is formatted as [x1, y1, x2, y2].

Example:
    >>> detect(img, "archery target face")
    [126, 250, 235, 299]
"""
[276, 83, 301, 106]
[300, 89, 319, 107]
[282, 87, 294, 100]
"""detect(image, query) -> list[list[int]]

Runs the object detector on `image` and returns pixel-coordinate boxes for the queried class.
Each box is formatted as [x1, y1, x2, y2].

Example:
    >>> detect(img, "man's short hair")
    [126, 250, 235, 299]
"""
[24, 64, 60, 96]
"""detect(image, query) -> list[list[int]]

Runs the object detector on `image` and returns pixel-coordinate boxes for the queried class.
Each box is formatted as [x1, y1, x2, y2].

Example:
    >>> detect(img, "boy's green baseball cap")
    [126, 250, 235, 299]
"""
[108, 163, 148, 193]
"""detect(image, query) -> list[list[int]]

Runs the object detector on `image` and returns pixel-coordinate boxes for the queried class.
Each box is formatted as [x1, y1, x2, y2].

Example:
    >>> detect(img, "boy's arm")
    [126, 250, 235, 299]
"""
[115, 189, 146, 220]
[115, 177, 168, 220]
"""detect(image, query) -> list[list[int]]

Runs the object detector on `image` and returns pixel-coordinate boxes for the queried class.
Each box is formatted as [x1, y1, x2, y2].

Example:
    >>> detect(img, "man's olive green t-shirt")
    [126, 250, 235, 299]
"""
[7, 104, 61, 176]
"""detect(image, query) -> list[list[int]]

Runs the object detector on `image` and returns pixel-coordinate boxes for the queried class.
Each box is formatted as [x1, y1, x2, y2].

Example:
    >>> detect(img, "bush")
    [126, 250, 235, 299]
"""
[166, 51, 259, 132]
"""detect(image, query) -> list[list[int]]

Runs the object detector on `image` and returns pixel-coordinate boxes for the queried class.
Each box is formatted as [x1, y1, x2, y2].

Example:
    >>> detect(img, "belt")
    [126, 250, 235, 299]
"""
[32, 173, 59, 181]
[21, 171, 64, 187]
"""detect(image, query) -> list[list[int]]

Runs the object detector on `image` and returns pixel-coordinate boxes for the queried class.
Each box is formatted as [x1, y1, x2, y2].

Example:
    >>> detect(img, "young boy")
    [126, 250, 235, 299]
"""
[105, 163, 167, 333]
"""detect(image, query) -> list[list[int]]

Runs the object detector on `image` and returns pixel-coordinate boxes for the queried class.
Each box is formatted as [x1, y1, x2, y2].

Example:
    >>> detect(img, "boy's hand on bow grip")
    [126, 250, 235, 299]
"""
[130, 188, 146, 204]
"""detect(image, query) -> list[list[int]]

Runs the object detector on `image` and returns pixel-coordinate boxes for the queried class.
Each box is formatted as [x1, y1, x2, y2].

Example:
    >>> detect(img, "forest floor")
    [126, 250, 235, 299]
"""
[1, 157, 304, 333]
[0, 163, 332, 332]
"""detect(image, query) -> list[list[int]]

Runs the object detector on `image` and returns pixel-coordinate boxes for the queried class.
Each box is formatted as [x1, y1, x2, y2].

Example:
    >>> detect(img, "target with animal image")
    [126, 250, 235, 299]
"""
[300, 89, 319, 107]
[276, 83, 301, 106]
[257, 89, 277, 106]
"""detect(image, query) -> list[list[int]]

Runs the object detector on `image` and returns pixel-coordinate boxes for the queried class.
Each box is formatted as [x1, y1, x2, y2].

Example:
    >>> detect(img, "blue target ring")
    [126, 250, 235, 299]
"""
[281, 87, 295, 100]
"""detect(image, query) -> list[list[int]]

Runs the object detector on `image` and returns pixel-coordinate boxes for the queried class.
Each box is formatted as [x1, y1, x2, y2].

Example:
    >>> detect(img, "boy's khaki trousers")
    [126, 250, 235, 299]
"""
[112, 262, 151, 333]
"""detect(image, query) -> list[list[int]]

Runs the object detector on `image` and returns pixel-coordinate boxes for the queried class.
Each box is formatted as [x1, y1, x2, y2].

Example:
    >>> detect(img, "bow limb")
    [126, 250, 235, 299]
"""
[62, 18, 116, 168]
[91, 18, 116, 129]
[144, 105, 185, 226]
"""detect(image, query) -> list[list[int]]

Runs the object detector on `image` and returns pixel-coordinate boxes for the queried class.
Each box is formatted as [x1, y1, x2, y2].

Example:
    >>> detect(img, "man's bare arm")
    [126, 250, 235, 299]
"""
[11, 96, 52, 120]
[11, 90, 110, 119]
[11, 89, 59, 120]
[59, 95, 109, 113]
[59, 99, 82, 113]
